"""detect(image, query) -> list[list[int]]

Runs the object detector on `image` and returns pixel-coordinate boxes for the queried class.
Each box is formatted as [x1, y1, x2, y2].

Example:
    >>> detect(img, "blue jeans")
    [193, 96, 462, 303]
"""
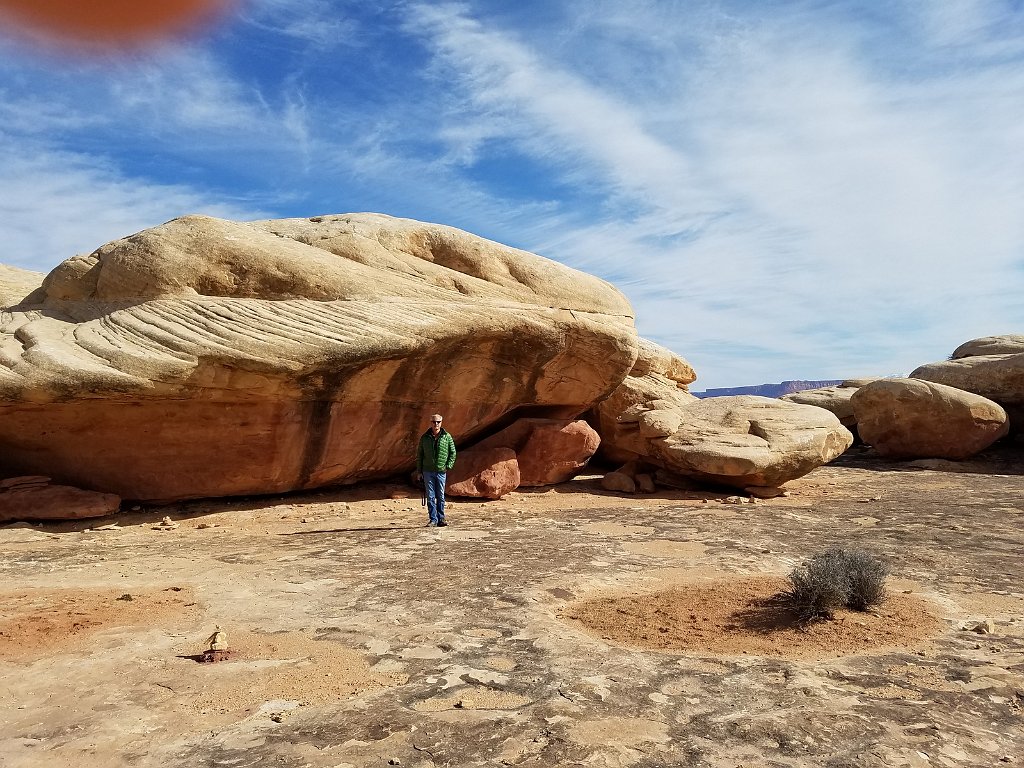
[423, 471, 447, 524]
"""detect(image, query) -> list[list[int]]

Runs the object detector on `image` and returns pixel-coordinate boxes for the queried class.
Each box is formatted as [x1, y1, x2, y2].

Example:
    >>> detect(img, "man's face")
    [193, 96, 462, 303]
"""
[430, 418, 442, 434]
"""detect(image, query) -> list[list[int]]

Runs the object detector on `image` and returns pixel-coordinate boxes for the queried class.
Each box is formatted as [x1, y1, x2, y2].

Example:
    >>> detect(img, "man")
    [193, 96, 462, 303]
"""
[415, 413, 456, 527]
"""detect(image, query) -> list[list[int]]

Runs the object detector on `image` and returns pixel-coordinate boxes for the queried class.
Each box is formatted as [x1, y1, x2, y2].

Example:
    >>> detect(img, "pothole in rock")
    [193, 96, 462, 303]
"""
[561, 576, 943, 659]
[0, 586, 199, 662]
[168, 630, 410, 717]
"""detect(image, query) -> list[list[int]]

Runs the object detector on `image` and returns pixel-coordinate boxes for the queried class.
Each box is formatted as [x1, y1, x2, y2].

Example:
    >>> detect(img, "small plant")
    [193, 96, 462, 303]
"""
[782, 547, 889, 623]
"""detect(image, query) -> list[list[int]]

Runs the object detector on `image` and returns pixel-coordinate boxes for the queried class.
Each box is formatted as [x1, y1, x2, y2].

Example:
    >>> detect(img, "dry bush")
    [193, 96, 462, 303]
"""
[783, 547, 889, 623]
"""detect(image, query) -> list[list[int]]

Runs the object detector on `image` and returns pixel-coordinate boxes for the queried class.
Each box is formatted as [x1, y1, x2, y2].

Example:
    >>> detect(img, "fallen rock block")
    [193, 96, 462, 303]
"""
[0, 477, 120, 522]
[447, 447, 520, 499]
[601, 471, 636, 493]
[471, 418, 600, 487]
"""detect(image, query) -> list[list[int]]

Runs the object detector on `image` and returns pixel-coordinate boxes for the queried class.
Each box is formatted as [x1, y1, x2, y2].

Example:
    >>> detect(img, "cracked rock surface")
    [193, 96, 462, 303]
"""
[1, 445, 1022, 767]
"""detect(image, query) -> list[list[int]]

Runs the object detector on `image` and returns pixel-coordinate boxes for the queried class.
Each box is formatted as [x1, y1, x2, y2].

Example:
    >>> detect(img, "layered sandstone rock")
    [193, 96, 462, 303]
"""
[912, 336, 1024, 430]
[591, 338, 698, 463]
[851, 378, 1009, 460]
[0, 214, 639, 502]
[0, 476, 120, 522]
[602, 396, 852, 489]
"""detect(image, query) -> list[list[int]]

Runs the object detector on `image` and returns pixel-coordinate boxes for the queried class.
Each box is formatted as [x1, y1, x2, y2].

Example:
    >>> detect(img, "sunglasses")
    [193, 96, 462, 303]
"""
[431, 420, 442, 423]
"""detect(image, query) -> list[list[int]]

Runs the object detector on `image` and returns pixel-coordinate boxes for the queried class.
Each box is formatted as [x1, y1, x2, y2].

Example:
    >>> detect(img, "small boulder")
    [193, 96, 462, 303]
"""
[601, 471, 636, 493]
[446, 447, 520, 499]
[969, 619, 996, 635]
[638, 409, 683, 439]
[515, 420, 600, 486]
[851, 378, 1009, 460]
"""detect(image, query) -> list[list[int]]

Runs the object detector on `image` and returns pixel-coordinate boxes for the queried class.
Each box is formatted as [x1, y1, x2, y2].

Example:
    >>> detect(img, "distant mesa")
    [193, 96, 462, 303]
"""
[692, 380, 843, 399]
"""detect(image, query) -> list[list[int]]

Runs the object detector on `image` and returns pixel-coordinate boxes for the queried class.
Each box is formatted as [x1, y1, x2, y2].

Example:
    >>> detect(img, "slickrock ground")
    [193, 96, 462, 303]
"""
[1, 446, 1023, 767]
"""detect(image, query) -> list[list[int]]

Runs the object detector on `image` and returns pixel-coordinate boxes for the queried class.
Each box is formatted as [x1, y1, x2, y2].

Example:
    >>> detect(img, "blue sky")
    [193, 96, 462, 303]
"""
[2, 0, 1023, 389]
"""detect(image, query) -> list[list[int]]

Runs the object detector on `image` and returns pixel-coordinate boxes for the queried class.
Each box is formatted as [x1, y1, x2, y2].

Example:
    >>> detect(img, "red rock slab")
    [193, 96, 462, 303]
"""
[0, 478, 120, 522]
[447, 447, 520, 499]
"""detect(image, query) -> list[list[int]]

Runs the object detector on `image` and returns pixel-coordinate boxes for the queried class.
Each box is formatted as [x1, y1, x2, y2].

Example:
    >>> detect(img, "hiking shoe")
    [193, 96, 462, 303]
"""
[426, 521, 437, 527]
[437, 521, 448, 527]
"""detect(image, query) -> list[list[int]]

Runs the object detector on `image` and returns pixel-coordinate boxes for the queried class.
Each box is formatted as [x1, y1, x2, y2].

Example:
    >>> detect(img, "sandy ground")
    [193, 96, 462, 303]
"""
[1, 444, 1022, 767]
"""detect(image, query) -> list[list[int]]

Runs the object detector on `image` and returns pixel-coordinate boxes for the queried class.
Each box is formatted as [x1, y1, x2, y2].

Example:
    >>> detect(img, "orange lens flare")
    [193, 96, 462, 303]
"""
[0, 0, 235, 48]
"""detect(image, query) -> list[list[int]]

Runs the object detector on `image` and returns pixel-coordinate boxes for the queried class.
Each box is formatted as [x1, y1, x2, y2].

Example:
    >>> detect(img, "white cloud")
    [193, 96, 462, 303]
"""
[408, 3, 715, 216]
[106, 49, 270, 133]
[0, 139, 268, 272]
[1, 0, 1021, 389]
[240, 0, 360, 49]
[407, 1, 1024, 387]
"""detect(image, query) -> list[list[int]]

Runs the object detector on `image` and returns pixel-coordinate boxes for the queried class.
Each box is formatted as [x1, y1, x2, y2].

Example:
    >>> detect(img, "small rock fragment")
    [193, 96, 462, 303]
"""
[970, 619, 996, 634]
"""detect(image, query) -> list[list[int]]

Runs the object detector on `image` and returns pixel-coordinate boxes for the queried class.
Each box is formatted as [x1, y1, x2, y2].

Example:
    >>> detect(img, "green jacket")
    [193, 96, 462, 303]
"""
[417, 428, 456, 473]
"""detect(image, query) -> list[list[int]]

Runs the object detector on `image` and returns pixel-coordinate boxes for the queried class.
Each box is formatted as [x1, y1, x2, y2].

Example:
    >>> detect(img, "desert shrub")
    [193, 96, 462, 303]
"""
[841, 549, 890, 610]
[783, 547, 889, 623]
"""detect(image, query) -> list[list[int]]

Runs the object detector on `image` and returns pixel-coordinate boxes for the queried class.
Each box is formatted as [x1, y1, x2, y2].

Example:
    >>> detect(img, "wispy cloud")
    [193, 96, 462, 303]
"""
[238, 0, 361, 50]
[1, 0, 1021, 388]
[0, 138, 268, 270]
[405, 0, 1024, 386]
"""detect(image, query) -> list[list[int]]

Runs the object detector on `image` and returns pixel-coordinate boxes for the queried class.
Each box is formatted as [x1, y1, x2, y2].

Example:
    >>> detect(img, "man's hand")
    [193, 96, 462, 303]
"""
[413, 471, 422, 482]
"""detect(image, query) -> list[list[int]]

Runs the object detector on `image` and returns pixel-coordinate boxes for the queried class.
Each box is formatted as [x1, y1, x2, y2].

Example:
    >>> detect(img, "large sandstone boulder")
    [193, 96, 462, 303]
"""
[850, 378, 1009, 460]
[603, 396, 853, 489]
[0, 214, 639, 502]
[912, 336, 1024, 430]
[469, 418, 599, 486]
[780, 385, 858, 426]
[446, 447, 519, 499]
[0, 476, 120, 522]
[950, 335, 1024, 358]
[590, 338, 698, 463]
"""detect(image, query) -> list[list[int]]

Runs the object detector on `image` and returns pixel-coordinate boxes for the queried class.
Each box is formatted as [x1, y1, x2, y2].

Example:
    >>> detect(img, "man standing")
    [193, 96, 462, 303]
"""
[415, 413, 456, 527]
